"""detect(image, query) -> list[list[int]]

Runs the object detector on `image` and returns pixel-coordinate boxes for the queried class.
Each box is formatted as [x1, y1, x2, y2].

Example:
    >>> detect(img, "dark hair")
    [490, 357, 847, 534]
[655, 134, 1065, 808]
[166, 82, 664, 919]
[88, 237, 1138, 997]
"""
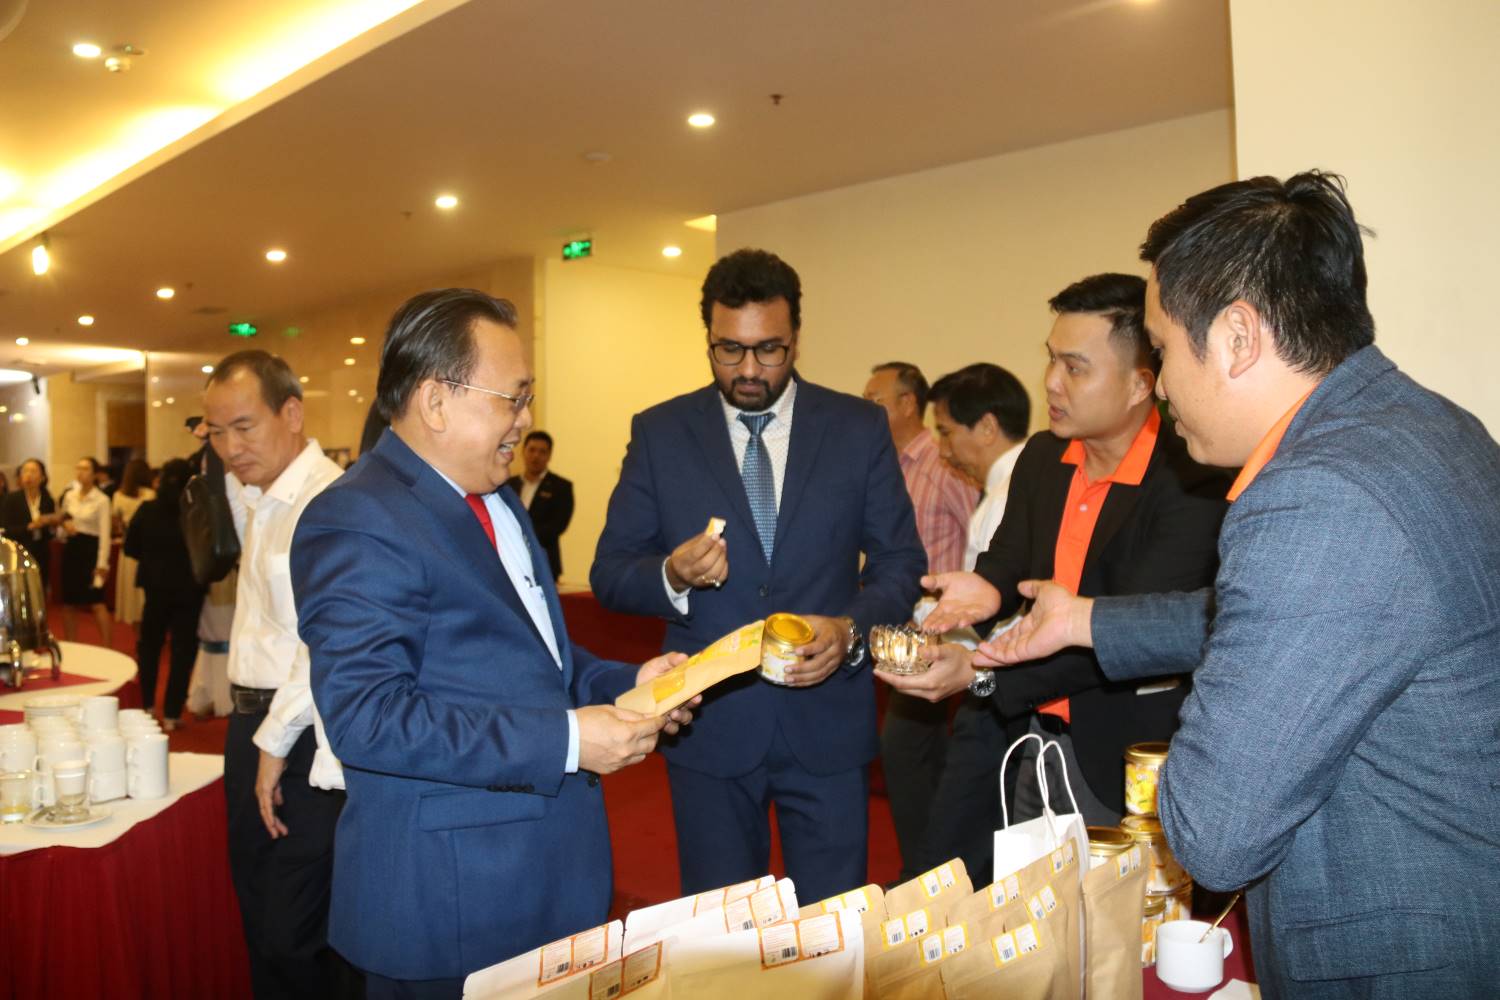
[524, 430, 553, 450]
[376, 288, 518, 420]
[155, 458, 193, 513]
[1140, 170, 1375, 376]
[700, 249, 802, 333]
[79, 456, 101, 475]
[929, 363, 1031, 441]
[17, 458, 47, 487]
[206, 350, 304, 412]
[120, 458, 153, 498]
[357, 403, 388, 456]
[871, 362, 930, 413]
[1048, 273, 1156, 374]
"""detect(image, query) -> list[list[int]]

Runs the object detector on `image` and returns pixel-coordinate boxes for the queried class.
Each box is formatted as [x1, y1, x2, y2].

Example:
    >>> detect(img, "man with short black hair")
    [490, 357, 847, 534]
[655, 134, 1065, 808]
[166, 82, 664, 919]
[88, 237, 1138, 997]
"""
[505, 429, 573, 579]
[203, 349, 349, 999]
[980, 174, 1500, 997]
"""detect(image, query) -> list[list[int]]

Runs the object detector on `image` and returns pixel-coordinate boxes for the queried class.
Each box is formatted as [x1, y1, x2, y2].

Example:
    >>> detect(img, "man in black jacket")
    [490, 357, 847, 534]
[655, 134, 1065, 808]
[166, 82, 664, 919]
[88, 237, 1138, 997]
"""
[505, 430, 574, 579]
[881, 273, 1229, 884]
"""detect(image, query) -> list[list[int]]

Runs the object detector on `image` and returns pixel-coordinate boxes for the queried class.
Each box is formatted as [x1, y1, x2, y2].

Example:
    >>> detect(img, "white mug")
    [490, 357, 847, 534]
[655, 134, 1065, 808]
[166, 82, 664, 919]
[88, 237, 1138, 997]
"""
[117, 709, 150, 728]
[1156, 919, 1235, 993]
[127, 734, 170, 799]
[29, 715, 75, 735]
[0, 731, 37, 773]
[87, 736, 127, 772]
[120, 718, 161, 735]
[89, 767, 128, 803]
[24, 694, 81, 721]
[38, 739, 86, 767]
[81, 695, 119, 731]
[0, 722, 32, 741]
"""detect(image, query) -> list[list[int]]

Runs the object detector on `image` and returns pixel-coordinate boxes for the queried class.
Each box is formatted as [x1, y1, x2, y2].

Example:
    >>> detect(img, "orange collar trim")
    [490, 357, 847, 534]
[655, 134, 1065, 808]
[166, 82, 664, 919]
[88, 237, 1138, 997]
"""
[1226, 390, 1314, 502]
[1060, 407, 1160, 486]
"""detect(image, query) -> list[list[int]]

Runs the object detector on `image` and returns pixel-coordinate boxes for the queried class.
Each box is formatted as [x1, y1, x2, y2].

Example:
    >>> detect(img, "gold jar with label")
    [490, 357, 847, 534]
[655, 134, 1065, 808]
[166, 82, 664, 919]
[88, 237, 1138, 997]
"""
[759, 613, 814, 686]
[1141, 893, 1167, 967]
[1086, 826, 1135, 870]
[1120, 814, 1190, 893]
[1124, 741, 1170, 816]
[1150, 882, 1193, 925]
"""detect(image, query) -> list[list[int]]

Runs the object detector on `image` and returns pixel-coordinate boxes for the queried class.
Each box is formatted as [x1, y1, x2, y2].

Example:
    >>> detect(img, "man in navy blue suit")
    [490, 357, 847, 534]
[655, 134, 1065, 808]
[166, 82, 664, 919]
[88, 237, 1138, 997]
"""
[591, 249, 926, 902]
[292, 289, 696, 998]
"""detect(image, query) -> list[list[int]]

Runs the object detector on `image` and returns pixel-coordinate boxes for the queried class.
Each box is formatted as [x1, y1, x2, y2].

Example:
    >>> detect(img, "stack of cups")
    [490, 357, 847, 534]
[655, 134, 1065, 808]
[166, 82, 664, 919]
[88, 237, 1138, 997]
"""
[78, 697, 129, 805]
[1122, 741, 1192, 966]
[120, 710, 170, 800]
[1, 724, 41, 822]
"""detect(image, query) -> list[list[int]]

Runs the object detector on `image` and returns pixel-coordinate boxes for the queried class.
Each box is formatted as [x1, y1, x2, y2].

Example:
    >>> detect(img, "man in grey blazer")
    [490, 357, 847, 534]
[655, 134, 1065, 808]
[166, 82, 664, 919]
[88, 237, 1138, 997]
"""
[957, 172, 1500, 998]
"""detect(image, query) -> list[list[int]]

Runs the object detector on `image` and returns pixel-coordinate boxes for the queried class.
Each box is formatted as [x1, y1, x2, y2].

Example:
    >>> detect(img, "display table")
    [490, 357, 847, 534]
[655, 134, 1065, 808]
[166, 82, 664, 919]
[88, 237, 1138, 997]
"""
[0, 753, 251, 999]
[0, 640, 142, 725]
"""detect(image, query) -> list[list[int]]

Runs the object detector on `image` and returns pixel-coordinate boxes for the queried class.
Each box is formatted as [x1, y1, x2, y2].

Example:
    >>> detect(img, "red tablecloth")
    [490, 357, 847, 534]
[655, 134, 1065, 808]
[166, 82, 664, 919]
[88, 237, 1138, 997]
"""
[1144, 901, 1256, 998]
[0, 777, 250, 999]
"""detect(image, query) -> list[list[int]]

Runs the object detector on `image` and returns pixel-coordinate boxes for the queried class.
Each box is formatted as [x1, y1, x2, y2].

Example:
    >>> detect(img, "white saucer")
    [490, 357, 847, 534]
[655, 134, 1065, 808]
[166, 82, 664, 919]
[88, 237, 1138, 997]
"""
[24, 805, 112, 831]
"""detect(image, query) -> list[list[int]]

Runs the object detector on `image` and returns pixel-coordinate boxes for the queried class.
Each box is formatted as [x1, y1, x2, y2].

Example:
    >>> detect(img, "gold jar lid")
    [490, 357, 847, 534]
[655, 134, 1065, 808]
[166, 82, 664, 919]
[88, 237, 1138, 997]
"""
[765, 613, 815, 647]
[1120, 814, 1164, 842]
[1087, 826, 1135, 856]
[1125, 741, 1170, 764]
[1143, 895, 1167, 917]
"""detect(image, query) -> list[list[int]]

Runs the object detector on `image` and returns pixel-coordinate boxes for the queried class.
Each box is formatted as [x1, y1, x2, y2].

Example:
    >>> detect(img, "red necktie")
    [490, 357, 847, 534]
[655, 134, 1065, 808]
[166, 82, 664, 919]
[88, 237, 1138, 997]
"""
[465, 493, 497, 552]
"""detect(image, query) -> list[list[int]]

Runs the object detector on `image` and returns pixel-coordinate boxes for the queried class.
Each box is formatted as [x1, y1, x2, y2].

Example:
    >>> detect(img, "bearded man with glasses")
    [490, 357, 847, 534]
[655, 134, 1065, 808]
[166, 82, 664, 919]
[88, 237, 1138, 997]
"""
[592, 248, 926, 902]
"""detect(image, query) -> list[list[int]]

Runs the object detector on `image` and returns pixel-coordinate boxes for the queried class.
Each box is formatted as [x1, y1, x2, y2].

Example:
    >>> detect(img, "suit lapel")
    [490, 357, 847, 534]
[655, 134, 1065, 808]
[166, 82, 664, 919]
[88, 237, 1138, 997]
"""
[684, 387, 762, 553]
[495, 485, 573, 686]
[1033, 452, 1072, 578]
[1082, 431, 1167, 575]
[773, 380, 827, 566]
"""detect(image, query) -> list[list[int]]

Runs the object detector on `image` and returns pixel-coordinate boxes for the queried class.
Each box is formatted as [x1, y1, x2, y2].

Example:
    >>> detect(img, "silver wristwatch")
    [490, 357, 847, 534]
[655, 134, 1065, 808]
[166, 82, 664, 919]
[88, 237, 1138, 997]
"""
[969, 668, 996, 698]
[841, 617, 866, 666]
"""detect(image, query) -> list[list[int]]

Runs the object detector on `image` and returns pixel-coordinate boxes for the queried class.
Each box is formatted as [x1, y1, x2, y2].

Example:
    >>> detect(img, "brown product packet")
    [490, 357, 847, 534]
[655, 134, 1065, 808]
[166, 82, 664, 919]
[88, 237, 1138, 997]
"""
[867, 922, 974, 998]
[959, 842, 1082, 1000]
[1083, 842, 1148, 1000]
[881, 858, 972, 923]
[615, 620, 766, 715]
[863, 906, 939, 980]
[942, 914, 1069, 1000]
[797, 884, 885, 923]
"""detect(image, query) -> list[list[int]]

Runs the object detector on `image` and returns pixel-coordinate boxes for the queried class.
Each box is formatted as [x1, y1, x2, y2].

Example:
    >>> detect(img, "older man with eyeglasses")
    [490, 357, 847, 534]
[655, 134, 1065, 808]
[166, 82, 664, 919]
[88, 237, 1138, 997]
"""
[592, 248, 926, 903]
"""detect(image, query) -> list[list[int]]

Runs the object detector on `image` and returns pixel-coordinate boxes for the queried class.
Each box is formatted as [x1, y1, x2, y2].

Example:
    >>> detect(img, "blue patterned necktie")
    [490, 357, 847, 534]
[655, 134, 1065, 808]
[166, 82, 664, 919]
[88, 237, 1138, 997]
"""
[738, 412, 776, 562]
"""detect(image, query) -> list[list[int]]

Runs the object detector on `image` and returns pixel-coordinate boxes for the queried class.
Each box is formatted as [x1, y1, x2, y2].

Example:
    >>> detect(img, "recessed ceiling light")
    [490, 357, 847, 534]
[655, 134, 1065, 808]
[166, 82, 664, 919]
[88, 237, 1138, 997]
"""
[662, 246, 683, 258]
[0, 369, 28, 384]
[77, 315, 95, 326]
[201, 365, 214, 374]
[0, 406, 6, 414]
[434, 194, 459, 210]
[347, 389, 357, 397]
[265, 248, 288, 263]
[687, 112, 715, 128]
[156, 287, 175, 300]
[165, 396, 175, 404]
[31, 242, 48, 276]
[357, 396, 365, 404]
[10, 414, 24, 424]
[15, 337, 29, 346]
[151, 401, 161, 408]
[73, 42, 102, 59]
[349, 336, 366, 345]
[150, 376, 159, 384]
[343, 357, 355, 366]
[299, 375, 309, 383]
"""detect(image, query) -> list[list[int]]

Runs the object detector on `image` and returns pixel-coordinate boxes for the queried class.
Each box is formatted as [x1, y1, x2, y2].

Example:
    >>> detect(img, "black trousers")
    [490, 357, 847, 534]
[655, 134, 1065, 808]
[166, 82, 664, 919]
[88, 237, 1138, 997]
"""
[879, 690, 952, 881]
[225, 712, 355, 1000]
[135, 589, 204, 717]
[914, 695, 1015, 887]
[363, 973, 464, 1000]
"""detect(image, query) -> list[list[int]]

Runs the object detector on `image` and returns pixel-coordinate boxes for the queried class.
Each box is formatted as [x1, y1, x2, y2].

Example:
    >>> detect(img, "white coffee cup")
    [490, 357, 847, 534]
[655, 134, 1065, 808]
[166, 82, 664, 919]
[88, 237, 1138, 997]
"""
[86, 735, 127, 772]
[1156, 919, 1235, 993]
[24, 694, 81, 722]
[29, 715, 75, 735]
[81, 695, 119, 731]
[89, 767, 128, 803]
[117, 709, 150, 728]
[38, 739, 86, 767]
[0, 722, 32, 741]
[127, 734, 170, 799]
[0, 730, 37, 773]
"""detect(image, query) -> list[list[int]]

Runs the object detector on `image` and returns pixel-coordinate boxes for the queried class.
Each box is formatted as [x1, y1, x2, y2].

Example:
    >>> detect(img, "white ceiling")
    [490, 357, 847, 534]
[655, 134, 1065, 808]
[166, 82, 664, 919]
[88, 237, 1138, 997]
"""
[0, 0, 1232, 371]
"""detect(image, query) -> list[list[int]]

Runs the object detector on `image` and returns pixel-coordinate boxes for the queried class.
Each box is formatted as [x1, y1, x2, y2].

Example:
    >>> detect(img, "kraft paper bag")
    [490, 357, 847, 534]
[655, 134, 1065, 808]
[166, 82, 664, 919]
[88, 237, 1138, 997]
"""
[1083, 842, 1148, 1000]
[668, 909, 865, 999]
[868, 921, 975, 999]
[462, 921, 623, 998]
[622, 875, 776, 952]
[798, 883, 885, 923]
[942, 912, 1070, 1000]
[881, 857, 972, 925]
[615, 620, 766, 716]
[497, 941, 668, 1000]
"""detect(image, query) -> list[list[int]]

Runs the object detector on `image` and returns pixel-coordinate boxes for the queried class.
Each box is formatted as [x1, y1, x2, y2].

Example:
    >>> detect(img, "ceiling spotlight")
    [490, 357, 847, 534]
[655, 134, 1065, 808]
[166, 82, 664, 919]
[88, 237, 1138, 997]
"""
[349, 336, 366, 345]
[687, 112, 715, 128]
[0, 406, 6, 414]
[73, 42, 102, 59]
[347, 389, 357, 397]
[15, 337, 28, 346]
[10, 414, 24, 424]
[151, 401, 161, 408]
[343, 357, 355, 366]
[77, 315, 95, 327]
[265, 248, 288, 263]
[31, 236, 49, 276]
[661, 245, 683, 259]
[299, 376, 309, 384]
[156, 286, 175, 300]
[434, 194, 459, 210]
[165, 396, 175, 404]
[200, 365, 214, 374]
[150, 376, 159, 384]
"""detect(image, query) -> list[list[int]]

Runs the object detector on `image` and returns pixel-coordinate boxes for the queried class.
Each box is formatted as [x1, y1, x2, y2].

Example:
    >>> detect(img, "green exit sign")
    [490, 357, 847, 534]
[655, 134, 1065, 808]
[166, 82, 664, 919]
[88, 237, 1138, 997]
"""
[562, 239, 593, 261]
[228, 322, 258, 337]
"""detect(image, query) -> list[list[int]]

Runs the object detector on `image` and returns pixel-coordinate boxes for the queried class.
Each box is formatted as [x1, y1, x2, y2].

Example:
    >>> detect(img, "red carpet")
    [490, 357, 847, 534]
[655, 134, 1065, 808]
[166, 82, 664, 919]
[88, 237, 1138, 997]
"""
[57, 593, 904, 915]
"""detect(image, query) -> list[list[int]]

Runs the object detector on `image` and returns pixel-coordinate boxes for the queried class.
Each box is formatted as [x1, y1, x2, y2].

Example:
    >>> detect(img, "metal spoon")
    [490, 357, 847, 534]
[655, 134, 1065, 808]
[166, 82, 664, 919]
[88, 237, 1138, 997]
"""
[1199, 890, 1243, 943]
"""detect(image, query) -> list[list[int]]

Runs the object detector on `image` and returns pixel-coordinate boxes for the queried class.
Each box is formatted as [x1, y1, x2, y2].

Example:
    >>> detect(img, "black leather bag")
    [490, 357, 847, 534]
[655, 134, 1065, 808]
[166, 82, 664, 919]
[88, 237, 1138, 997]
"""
[180, 445, 239, 586]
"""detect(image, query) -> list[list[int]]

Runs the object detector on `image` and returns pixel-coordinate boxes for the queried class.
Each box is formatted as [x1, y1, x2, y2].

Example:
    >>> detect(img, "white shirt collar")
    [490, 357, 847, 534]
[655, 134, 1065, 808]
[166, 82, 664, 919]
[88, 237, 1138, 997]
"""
[985, 441, 1025, 493]
[718, 375, 799, 428]
[247, 439, 329, 507]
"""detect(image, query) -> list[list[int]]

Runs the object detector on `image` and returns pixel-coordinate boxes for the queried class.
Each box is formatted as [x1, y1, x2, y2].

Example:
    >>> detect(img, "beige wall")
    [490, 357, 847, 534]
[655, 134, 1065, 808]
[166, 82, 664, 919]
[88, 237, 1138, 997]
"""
[1230, 0, 1500, 433]
[43, 375, 144, 486]
[716, 111, 1236, 422]
[0, 381, 50, 488]
[536, 257, 706, 587]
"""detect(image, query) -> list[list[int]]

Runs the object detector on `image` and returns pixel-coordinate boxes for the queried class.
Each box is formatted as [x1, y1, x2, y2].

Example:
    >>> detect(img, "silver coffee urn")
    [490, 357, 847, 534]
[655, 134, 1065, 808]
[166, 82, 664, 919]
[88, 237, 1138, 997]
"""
[0, 535, 62, 688]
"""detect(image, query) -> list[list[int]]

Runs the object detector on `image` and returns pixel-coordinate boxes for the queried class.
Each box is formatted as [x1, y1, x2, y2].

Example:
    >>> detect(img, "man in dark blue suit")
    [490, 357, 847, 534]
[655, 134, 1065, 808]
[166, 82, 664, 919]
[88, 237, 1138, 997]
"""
[291, 289, 696, 998]
[591, 249, 926, 902]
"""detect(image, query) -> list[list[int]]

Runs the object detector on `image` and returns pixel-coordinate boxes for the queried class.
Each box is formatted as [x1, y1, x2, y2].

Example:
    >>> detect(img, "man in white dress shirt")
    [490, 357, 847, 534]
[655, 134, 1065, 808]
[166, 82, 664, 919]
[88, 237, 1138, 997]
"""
[202, 350, 350, 999]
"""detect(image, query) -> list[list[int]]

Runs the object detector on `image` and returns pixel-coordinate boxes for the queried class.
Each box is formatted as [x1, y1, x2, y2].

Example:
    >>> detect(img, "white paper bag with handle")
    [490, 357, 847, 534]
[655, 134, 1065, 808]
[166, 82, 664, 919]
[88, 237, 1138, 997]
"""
[993, 733, 1089, 888]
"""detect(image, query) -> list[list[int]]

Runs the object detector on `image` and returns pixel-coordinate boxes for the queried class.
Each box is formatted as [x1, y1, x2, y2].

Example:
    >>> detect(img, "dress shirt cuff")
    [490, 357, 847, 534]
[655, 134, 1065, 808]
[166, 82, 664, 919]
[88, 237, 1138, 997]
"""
[251, 685, 312, 759]
[565, 709, 580, 774]
[662, 558, 690, 615]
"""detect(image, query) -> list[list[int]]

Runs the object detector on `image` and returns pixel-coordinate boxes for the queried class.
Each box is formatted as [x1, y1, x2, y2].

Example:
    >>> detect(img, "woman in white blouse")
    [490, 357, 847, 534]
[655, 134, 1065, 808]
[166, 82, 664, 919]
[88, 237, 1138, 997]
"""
[111, 458, 155, 625]
[60, 456, 113, 647]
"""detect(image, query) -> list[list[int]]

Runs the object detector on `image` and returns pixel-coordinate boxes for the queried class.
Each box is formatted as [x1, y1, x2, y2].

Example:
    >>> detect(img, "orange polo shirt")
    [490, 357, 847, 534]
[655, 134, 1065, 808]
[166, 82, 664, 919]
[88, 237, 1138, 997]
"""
[1039, 407, 1162, 723]
[1226, 390, 1313, 502]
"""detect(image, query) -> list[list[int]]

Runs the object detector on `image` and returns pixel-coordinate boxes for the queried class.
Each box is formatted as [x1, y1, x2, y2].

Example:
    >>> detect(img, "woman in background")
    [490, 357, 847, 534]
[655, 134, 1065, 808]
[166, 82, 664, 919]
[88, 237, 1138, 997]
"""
[111, 458, 155, 625]
[59, 456, 113, 646]
[1, 459, 61, 587]
[125, 459, 204, 728]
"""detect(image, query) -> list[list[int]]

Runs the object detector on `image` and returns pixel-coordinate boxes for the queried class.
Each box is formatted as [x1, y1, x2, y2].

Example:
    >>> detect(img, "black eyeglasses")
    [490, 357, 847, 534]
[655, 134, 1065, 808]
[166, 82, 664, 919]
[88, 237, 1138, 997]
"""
[440, 379, 535, 413]
[708, 342, 790, 367]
